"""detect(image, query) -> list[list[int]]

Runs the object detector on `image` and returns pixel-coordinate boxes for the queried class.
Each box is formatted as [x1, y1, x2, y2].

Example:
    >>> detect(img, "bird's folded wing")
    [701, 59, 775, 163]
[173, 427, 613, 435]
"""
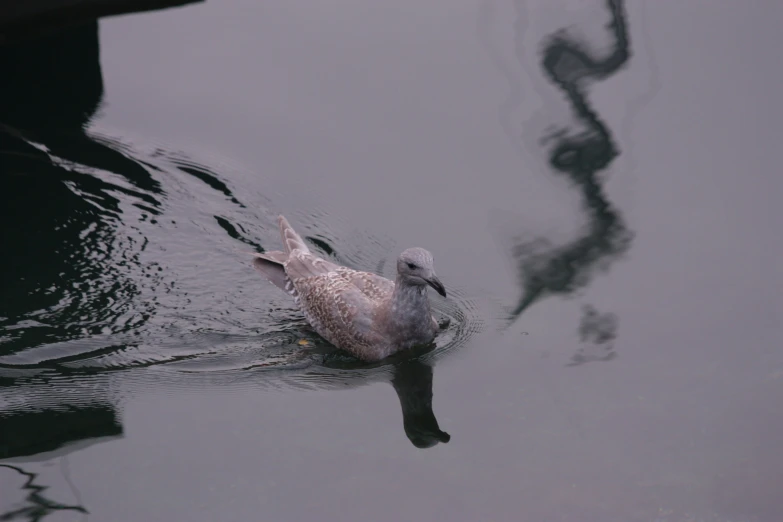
[292, 272, 380, 349]
[284, 250, 341, 280]
[344, 270, 394, 302]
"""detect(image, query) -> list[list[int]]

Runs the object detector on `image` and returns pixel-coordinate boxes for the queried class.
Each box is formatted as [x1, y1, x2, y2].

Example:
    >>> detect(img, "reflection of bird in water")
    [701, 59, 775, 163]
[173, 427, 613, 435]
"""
[296, 355, 451, 448]
[391, 360, 450, 448]
[252, 215, 448, 362]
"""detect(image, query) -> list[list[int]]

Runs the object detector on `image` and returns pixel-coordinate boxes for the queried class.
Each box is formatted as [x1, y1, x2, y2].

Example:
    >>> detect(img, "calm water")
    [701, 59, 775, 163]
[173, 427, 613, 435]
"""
[1, 1, 781, 521]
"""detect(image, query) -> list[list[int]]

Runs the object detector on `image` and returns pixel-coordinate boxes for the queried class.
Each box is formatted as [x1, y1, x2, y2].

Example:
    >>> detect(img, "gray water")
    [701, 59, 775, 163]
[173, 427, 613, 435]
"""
[1, 1, 781, 521]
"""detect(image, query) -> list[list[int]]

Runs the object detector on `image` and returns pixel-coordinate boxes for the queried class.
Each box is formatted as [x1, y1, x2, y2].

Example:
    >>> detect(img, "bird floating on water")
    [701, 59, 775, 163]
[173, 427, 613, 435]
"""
[252, 215, 447, 362]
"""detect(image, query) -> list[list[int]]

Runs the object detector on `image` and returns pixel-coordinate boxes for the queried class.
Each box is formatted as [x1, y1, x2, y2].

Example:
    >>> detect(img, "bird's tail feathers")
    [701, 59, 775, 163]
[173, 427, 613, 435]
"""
[278, 215, 310, 255]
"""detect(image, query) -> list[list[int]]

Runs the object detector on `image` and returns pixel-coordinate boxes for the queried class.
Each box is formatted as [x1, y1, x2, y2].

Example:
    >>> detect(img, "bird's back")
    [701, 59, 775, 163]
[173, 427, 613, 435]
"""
[284, 250, 393, 356]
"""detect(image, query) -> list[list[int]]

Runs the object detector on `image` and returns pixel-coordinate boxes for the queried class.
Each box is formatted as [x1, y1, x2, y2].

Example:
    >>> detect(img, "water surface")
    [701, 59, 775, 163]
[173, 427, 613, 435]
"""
[1, 1, 781, 521]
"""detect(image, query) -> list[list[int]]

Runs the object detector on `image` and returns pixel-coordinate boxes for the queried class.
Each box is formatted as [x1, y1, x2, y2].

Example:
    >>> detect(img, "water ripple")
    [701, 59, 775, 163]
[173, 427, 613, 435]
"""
[0, 130, 485, 393]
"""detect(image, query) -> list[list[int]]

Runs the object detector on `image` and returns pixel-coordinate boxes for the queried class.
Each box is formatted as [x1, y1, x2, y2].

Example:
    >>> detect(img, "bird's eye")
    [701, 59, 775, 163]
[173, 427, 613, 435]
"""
[406, 262, 417, 270]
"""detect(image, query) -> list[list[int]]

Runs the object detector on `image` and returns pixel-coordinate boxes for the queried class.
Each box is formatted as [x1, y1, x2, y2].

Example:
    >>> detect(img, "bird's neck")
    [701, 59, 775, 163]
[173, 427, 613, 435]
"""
[388, 276, 431, 332]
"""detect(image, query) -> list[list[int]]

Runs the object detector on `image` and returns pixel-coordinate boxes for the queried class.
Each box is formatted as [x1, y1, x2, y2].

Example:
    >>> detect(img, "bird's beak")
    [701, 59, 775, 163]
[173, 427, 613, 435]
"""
[426, 275, 447, 298]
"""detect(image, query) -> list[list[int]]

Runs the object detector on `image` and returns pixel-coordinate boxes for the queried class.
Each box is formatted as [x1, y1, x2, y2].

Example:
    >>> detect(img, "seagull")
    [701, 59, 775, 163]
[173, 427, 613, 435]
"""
[252, 215, 447, 361]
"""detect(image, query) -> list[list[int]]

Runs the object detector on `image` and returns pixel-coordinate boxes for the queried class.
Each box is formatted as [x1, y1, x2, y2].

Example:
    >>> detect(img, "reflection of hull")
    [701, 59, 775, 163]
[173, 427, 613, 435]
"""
[0, 19, 162, 356]
[0, 403, 123, 462]
[0, 0, 202, 44]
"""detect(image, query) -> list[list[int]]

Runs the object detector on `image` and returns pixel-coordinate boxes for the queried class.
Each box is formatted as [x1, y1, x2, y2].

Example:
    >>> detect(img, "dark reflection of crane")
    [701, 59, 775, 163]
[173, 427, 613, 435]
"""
[477, 0, 648, 365]
[506, 0, 634, 321]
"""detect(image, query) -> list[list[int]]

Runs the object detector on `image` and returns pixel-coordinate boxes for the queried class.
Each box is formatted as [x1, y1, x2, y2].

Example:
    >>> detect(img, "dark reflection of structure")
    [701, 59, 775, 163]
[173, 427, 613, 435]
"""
[0, 1, 218, 357]
[567, 304, 617, 366]
[1, 9, 189, 519]
[0, 464, 87, 521]
[507, 0, 634, 322]
[0, 404, 122, 460]
[0, 20, 158, 354]
[0, 403, 121, 521]
[0, 0, 201, 44]
[391, 360, 450, 448]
